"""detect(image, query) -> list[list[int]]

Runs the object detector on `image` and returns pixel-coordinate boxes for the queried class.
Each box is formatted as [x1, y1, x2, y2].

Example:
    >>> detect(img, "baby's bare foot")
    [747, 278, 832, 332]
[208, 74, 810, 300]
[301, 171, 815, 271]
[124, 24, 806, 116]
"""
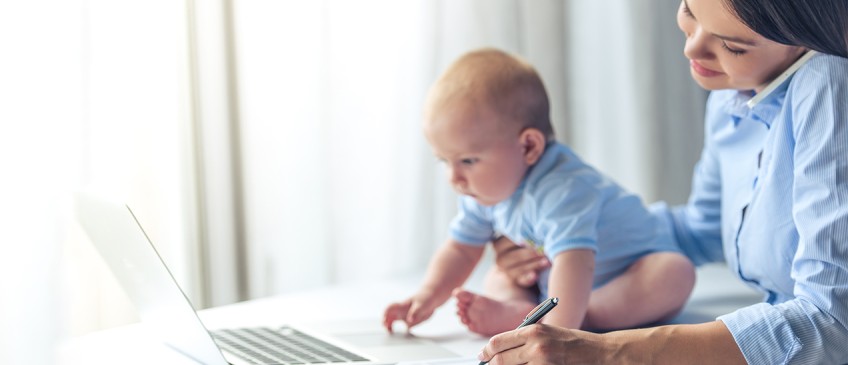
[452, 288, 538, 337]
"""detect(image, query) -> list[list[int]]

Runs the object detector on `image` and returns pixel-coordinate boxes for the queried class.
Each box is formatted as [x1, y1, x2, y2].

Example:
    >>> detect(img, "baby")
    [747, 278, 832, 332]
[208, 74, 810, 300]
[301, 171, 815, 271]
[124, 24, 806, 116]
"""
[383, 48, 695, 336]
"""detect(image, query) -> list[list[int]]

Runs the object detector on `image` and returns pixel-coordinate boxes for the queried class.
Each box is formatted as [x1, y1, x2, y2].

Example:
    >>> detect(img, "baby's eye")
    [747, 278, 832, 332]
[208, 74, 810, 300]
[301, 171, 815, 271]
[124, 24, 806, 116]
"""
[460, 158, 479, 166]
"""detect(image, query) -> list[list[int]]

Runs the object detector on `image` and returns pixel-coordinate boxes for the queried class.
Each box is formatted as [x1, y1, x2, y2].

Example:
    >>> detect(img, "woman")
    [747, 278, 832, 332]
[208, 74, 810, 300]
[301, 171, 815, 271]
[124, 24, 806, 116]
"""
[477, 0, 848, 363]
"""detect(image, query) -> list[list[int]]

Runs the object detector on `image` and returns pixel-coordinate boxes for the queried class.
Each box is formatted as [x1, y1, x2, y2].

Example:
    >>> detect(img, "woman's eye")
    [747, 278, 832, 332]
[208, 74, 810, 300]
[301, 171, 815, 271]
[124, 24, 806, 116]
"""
[721, 42, 747, 56]
[682, 3, 694, 18]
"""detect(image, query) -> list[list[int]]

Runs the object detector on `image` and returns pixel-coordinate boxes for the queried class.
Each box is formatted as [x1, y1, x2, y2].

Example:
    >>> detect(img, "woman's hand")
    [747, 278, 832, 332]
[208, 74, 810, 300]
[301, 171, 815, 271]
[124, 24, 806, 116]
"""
[492, 236, 551, 287]
[478, 324, 616, 365]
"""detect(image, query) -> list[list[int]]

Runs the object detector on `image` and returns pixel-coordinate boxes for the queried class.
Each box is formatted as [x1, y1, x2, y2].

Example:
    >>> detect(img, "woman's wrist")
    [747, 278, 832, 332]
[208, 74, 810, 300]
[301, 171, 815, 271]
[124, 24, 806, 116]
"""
[599, 329, 652, 364]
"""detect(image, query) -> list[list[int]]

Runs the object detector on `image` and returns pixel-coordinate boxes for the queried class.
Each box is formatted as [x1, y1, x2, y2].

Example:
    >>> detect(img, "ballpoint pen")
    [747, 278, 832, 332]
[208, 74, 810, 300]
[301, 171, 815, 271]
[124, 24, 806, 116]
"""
[478, 297, 558, 365]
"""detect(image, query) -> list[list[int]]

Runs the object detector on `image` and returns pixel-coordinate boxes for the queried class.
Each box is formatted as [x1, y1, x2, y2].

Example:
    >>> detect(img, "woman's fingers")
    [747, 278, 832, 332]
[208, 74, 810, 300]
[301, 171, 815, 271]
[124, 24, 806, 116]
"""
[480, 325, 587, 365]
[479, 327, 527, 364]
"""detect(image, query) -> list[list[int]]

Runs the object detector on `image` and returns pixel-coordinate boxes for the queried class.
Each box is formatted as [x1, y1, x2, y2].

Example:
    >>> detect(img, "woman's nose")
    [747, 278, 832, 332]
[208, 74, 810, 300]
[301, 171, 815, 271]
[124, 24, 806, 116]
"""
[683, 26, 712, 60]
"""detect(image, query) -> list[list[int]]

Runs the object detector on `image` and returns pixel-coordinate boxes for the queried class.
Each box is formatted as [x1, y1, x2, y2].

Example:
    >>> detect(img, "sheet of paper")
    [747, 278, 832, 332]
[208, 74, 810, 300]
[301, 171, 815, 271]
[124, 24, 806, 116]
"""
[397, 356, 479, 365]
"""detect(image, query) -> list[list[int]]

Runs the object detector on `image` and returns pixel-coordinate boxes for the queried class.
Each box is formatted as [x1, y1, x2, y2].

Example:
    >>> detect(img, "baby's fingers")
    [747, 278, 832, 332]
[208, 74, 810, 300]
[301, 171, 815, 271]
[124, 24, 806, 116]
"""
[405, 301, 434, 328]
[383, 302, 411, 333]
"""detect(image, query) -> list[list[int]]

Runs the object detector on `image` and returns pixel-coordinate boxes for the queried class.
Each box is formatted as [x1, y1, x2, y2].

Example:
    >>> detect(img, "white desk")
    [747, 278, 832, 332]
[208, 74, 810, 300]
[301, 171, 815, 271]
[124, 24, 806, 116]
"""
[57, 264, 761, 364]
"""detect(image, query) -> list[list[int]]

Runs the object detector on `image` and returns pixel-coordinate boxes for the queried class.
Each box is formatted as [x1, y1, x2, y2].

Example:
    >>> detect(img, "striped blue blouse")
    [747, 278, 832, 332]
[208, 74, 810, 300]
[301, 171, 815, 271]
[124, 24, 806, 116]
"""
[653, 53, 848, 364]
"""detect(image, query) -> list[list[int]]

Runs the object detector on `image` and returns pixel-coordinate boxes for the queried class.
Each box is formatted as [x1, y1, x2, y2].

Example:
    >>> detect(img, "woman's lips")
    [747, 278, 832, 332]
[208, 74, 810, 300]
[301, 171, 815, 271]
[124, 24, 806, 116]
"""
[690, 60, 723, 77]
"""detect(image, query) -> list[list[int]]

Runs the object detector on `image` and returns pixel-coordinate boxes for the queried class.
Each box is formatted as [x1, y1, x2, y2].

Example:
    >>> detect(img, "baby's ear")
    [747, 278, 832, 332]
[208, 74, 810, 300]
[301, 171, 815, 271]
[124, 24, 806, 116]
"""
[520, 128, 546, 165]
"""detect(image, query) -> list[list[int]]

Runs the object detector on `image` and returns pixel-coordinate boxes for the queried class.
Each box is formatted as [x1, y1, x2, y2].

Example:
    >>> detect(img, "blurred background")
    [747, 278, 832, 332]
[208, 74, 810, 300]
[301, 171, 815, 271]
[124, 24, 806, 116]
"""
[0, 0, 706, 363]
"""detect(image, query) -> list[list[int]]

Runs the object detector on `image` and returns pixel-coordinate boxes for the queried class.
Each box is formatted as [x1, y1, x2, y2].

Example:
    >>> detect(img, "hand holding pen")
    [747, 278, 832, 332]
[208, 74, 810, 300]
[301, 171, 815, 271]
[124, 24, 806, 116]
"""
[478, 297, 558, 365]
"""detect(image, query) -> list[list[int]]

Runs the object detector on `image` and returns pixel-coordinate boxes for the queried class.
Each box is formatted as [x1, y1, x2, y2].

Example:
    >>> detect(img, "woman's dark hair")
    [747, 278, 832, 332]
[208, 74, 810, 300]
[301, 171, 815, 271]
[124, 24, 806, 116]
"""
[724, 0, 848, 58]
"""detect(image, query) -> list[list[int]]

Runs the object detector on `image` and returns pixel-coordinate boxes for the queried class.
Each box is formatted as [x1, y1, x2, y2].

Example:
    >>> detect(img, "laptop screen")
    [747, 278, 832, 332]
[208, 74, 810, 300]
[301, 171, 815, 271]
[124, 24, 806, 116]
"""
[75, 193, 230, 365]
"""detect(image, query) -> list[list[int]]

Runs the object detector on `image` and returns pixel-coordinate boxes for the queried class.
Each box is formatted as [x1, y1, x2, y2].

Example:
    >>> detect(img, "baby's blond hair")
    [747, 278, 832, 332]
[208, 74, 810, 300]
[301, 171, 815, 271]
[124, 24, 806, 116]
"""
[425, 48, 553, 139]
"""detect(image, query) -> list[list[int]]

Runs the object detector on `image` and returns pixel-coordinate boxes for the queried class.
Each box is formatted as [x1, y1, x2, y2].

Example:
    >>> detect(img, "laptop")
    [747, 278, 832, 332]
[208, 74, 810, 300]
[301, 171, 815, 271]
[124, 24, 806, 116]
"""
[74, 193, 458, 365]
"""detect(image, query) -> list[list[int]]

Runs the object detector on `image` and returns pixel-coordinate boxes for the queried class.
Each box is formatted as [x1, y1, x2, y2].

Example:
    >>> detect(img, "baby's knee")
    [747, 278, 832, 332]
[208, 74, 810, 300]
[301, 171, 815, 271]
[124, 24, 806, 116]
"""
[661, 253, 696, 282]
[643, 251, 694, 272]
[634, 252, 696, 292]
[655, 253, 696, 295]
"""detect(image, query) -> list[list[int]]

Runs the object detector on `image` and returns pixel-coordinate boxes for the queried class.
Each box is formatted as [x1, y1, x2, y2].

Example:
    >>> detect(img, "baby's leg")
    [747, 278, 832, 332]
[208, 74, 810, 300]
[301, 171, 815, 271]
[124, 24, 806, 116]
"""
[583, 251, 695, 331]
[482, 258, 540, 303]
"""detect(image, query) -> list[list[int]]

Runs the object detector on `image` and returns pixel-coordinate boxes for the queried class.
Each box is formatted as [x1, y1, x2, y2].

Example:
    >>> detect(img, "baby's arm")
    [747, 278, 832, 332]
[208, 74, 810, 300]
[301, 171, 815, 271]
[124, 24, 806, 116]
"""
[383, 239, 485, 332]
[543, 249, 595, 329]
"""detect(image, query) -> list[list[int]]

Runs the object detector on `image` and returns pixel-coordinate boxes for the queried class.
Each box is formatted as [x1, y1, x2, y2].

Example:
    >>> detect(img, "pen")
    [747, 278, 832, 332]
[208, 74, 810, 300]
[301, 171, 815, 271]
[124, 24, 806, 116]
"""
[478, 297, 558, 365]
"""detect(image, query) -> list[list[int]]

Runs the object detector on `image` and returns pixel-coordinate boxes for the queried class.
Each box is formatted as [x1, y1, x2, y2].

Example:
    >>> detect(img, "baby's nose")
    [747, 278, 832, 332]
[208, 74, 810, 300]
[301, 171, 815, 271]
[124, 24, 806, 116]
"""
[451, 179, 470, 195]
[448, 169, 464, 185]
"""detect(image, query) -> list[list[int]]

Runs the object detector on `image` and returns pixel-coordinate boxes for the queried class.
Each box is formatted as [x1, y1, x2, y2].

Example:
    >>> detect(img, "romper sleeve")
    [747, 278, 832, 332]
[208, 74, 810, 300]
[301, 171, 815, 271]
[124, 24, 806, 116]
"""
[448, 196, 495, 245]
[533, 177, 601, 260]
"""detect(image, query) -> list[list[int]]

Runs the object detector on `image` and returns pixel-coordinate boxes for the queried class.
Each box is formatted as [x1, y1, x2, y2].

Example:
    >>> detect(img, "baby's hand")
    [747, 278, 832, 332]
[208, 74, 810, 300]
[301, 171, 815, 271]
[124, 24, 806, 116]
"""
[493, 237, 550, 287]
[382, 294, 438, 334]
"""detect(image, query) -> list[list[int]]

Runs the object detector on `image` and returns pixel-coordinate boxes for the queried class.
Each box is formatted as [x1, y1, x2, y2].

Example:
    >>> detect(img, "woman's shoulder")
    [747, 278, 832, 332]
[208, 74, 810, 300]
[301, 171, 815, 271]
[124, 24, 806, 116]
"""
[803, 52, 848, 71]
[786, 53, 848, 132]
[791, 53, 848, 89]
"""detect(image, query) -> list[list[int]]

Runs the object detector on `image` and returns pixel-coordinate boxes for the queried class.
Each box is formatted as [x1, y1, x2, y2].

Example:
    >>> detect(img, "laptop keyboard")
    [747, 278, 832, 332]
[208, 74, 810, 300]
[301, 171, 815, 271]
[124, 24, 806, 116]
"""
[212, 326, 371, 364]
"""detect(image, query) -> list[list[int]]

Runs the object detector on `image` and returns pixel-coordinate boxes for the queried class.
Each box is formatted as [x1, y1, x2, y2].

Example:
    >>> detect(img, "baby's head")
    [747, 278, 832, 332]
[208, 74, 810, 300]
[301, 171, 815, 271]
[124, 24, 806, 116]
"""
[423, 48, 553, 206]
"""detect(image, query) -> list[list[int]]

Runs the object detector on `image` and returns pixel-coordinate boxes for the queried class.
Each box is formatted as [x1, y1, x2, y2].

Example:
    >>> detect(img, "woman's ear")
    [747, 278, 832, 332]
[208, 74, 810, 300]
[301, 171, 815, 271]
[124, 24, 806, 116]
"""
[520, 128, 547, 165]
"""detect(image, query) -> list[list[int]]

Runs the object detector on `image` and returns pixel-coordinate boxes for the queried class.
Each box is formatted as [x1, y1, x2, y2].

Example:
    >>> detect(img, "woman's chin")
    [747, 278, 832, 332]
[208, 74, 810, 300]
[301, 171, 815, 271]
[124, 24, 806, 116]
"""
[690, 72, 730, 91]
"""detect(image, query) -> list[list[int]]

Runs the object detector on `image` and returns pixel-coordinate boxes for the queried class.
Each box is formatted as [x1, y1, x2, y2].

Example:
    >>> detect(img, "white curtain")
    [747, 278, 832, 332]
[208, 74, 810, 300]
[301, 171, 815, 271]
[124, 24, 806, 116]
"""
[2, 1, 198, 363]
[63, 0, 200, 333]
[0, 4, 77, 363]
[230, 0, 706, 299]
[1, 1, 705, 363]
[565, 0, 707, 201]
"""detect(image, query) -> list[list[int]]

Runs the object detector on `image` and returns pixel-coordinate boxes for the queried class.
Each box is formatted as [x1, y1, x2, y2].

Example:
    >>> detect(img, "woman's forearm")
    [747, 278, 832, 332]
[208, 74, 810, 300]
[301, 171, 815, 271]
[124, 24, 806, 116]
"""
[609, 321, 745, 364]
[479, 320, 745, 364]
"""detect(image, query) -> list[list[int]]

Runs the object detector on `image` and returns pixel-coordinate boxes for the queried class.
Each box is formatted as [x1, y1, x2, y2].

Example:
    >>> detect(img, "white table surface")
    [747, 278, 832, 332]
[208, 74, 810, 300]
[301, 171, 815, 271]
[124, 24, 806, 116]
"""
[56, 263, 761, 364]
